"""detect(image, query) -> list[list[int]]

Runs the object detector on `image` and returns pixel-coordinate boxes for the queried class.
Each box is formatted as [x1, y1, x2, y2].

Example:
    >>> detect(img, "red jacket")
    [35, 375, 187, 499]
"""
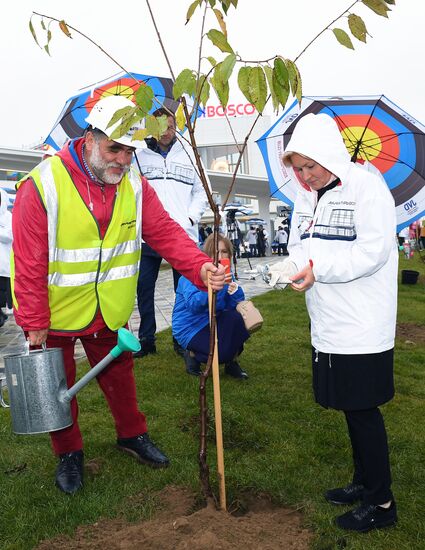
[12, 138, 210, 334]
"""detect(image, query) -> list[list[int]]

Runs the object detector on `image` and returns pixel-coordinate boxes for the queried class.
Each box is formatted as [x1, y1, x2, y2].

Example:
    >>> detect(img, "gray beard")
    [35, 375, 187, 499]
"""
[88, 141, 130, 185]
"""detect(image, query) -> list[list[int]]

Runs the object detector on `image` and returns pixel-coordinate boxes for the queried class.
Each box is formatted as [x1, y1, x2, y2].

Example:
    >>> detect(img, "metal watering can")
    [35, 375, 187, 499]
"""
[4, 328, 141, 435]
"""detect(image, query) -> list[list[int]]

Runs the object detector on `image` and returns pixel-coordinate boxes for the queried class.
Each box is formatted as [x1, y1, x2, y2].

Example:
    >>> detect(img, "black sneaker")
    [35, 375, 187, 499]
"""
[336, 501, 397, 532]
[184, 350, 202, 376]
[325, 483, 364, 505]
[225, 360, 248, 379]
[55, 450, 84, 495]
[116, 433, 169, 468]
[173, 337, 185, 357]
[133, 340, 156, 358]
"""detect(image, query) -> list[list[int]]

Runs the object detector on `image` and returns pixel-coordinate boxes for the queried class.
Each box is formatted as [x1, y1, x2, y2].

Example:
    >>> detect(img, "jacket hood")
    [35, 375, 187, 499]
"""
[283, 113, 352, 182]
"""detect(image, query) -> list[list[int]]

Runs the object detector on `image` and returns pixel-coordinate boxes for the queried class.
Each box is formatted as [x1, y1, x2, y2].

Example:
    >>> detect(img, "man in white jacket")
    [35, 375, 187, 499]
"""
[279, 113, 398, 533]
[134, 109, 208, 357]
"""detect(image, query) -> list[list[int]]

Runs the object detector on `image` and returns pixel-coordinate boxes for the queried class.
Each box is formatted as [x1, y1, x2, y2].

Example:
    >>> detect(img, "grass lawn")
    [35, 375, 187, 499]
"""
[0, 252, 424, 549]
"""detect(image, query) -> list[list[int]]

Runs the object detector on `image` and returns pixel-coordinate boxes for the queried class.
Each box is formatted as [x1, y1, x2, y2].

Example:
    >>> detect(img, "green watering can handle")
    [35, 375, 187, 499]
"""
[63, 328, 141, 403]
[110, 328, 141, 358]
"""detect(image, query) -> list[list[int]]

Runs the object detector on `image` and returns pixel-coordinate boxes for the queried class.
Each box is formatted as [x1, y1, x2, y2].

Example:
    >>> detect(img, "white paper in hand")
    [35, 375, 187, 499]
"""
[267, 259, 298, 290]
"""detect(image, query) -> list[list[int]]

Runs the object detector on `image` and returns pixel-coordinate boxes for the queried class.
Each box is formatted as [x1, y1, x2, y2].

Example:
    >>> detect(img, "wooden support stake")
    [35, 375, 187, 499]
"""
[208, 279, 226, 511]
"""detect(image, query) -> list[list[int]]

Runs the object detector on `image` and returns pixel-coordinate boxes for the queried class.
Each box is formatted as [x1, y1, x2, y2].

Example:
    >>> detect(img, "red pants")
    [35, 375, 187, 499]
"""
[46, 327, 147, 455]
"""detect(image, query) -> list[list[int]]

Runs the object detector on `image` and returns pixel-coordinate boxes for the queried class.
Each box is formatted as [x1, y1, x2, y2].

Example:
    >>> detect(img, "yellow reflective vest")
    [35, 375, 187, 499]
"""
[15, 156, 142, 332]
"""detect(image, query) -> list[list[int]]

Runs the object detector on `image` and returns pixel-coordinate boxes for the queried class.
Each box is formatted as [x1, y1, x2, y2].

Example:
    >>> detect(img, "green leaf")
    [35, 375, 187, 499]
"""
[293, 63, 302, 105]
[285, 59, 300, 99]
[206, 56, 217, 67]
[106, 106, 136, 130]
[198, 75, 211, 107]
[157, 114, 169, 137]
[362, 0, 390, 17]
[175, 103, 186, 131]
[383, 0, 395, 4]
[132, 128, 149, 142]
[59, 20, 72, 38]
[213, 8, 227, 37]
[264, 66, 279, 112]
[134, 84, 154, 114]
[40, 19, 46, 31]
[208, 0, 216, 7]
[273, 58, 290, 109]
[210, 66, 229, 107]
[173, 69, 196, 100]
[248, 66, 267, 114]
[273, 57, 288, 87]
[29, 19, 41, 48]
[186, 0, 201, 23]
[43, 44, 51, 56]
[219, 0, 231, 14]
[110, 114, 141, 140]
[332, 28, 355, 49]
[206, 29, 234, 54]
[219, 53, 236, 83]
[237, 66, 253, 104]
[348, 14, 368, 43]
[145, 115, 160, 140]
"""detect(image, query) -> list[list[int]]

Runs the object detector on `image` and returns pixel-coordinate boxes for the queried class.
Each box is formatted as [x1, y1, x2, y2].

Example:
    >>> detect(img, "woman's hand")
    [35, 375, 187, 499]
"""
[290, 264, 315, 292]
[227, 281, 239, 295]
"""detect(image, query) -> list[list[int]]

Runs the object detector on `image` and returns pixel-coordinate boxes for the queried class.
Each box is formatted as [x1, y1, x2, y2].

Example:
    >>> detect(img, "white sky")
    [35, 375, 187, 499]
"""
[3, 0, 424, 148]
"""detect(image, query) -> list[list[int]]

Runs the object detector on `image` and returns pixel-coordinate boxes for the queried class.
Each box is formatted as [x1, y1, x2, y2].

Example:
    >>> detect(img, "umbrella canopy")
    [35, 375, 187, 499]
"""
[257, 95, 425, 231]
[45, 71, 177, 151]
[222, 202, 253, 216]
[246, 218, 266, 226]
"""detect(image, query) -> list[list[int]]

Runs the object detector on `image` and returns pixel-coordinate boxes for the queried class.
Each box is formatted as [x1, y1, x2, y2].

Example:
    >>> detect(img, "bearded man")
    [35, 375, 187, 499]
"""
[11, 96, 225, 495]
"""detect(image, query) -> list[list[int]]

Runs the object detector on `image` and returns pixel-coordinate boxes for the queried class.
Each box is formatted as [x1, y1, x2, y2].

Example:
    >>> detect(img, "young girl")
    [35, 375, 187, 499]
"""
[172, 234, 249, 379]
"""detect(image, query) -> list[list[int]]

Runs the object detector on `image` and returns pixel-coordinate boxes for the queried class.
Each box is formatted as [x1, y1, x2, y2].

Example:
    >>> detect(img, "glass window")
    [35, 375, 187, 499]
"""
[235, 195, 253, 206]
[199, 145, 249, 174]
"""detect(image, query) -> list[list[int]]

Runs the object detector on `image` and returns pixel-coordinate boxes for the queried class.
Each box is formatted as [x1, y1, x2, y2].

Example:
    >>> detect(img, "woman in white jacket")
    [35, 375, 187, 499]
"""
[281, 113, 398, 533]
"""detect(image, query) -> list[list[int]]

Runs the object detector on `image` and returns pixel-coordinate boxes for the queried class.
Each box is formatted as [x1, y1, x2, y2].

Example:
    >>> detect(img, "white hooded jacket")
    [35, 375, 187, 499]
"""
[135, 138, 209, 242]
[285, 114, 398, 354]
[0, 188, 13, 278]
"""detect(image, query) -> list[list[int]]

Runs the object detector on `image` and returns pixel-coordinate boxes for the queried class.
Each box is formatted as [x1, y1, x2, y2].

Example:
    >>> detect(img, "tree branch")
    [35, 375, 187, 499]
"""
[294, 0, 360, 62]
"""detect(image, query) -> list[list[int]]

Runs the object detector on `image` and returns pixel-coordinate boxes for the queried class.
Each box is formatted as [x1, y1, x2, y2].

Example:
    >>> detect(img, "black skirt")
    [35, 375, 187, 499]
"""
[312, 348, 394, 411]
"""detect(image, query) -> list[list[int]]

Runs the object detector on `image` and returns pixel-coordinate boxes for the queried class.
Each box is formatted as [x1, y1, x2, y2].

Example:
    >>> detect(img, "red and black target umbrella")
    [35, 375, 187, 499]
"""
[257, 95, 425, 231]
[45, 71, 177, 151]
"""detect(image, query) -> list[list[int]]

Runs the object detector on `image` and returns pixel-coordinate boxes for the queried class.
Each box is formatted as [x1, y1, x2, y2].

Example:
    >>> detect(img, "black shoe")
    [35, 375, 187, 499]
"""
[173, 337, 185, 357]
[336, 501, 397, 532]
[225, 360, 248, 379]
[55, 450, 84, 495]
[184, 350, 202, 376]
[133, 340, 156, 358]
[325, 483, 364, 505]
[116, 433, 169, 468]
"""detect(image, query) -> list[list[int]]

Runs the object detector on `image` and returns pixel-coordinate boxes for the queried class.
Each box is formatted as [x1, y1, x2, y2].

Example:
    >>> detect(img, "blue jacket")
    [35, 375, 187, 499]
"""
[172, 276, 245, 349]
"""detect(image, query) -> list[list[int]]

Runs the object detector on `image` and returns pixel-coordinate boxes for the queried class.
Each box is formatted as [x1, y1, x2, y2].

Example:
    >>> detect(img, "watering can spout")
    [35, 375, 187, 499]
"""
[63, 328, 140, 403]
[111, 328, 141, 357]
